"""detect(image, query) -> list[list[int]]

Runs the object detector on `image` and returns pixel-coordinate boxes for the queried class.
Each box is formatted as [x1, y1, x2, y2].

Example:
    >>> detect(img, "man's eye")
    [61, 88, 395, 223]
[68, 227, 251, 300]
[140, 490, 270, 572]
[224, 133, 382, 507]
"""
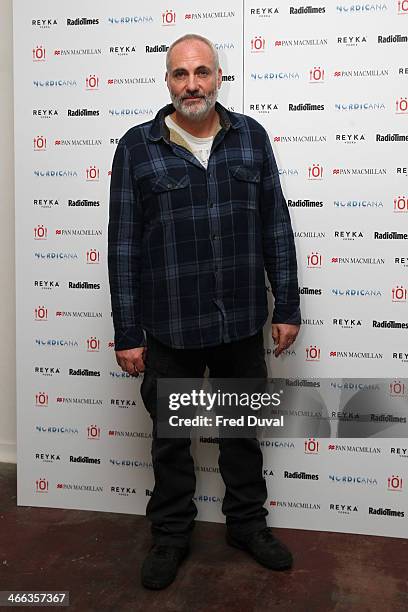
[197, 70, 209, 76]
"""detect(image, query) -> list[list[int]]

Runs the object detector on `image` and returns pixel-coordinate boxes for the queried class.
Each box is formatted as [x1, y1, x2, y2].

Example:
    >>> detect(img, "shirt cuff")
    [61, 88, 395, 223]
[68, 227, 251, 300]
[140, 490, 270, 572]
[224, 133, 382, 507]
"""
[272, 305, 301, 326]
[114, 326, 146, 351]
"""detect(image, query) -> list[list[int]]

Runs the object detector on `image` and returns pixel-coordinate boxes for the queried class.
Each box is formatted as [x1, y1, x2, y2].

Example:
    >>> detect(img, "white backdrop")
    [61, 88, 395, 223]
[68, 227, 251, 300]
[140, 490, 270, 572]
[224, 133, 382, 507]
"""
[15, 0, 408, 538]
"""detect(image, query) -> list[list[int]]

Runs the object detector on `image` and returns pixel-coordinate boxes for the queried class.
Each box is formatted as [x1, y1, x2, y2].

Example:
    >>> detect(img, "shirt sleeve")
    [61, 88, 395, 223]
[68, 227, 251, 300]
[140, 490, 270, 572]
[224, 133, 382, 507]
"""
[108, 140, 146, 350]
[259, 131, 301, 326]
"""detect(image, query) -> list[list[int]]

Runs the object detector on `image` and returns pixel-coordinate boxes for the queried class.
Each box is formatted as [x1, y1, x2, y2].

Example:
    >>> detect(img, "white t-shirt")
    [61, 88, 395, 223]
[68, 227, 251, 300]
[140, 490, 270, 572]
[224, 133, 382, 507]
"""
[165, 114, 214, 169]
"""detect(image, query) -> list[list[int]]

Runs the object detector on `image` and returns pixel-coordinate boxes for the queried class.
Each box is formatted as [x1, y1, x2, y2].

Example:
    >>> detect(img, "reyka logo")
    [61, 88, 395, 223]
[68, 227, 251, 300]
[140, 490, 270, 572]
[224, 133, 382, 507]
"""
[33, 109, 58, 119]
[251, 36, 266, 52]
[34, 224, 48, 240]
[309, 66, 325, 82]
[305, 345, 320, 361]
[336, 3, 387, 12]
[396, 98, 408, 114]
[394, 257, 408, 267]
[250, 7, 279, 16]
[34, 366, 60, 376]
[333, 230, 364, 240]
[32, 45, 46, 61]
[394, 196, 408, 212]
[329, 503, 358, 515]
[332, 318, 362, 328]
[32, 18, 58, 29]
[249, 103, 279, 113]
[337, 35, 367, 46]
[308, 163, 323, 180]
[36, 453, 61, 463]
[110, 45, 137, 56]
[110, 485, 137, 497]
[336, 133, 365, 143]
[307, 252, 323, 268]
[34, 280, 60, 290]
[162, 9, 176, 25]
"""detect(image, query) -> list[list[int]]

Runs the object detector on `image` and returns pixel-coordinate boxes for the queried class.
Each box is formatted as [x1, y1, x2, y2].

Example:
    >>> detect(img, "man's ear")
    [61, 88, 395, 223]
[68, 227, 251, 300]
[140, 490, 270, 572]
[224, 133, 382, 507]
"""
[217, 67, 222, 88]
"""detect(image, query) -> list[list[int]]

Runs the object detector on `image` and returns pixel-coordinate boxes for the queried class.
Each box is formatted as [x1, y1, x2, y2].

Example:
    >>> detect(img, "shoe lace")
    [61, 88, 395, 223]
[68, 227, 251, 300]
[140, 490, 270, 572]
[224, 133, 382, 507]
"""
[256, 528, 276, 544]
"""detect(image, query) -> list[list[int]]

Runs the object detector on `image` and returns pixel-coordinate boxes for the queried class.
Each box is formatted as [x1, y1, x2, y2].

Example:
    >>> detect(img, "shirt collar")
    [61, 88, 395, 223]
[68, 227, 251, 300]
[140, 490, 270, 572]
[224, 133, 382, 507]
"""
[148, 101, 244, 142]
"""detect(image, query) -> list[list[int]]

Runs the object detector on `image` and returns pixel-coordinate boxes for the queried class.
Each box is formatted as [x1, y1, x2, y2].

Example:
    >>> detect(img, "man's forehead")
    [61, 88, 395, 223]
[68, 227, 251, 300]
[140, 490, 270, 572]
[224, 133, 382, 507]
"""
[168, 40, 214, 70]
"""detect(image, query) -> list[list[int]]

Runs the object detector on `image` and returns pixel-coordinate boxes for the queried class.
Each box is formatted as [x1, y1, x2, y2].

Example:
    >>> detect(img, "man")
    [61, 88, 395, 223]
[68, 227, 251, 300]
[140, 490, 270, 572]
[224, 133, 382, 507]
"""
[108, 34, 300, 590]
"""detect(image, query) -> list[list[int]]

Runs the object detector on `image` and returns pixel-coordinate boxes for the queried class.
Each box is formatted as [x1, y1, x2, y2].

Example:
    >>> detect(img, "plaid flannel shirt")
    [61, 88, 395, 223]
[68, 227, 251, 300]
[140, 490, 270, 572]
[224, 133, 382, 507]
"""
[108, 102, 300, 350]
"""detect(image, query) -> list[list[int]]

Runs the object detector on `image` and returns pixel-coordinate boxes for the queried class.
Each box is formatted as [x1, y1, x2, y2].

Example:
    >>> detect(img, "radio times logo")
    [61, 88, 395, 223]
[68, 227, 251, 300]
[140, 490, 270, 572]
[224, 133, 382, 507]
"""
[289, 6, 326, 14]
[378, 34, 408, 44]
[288, 102, 324, 111]
[67, 108, 99, 117]
[67, 17, 99, 26]
[288, 199, 324, 207]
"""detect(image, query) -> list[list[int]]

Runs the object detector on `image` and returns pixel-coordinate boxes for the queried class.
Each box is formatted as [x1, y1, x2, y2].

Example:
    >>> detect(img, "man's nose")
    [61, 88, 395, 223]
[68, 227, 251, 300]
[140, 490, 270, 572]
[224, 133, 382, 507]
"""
[186, 74, 199, 92]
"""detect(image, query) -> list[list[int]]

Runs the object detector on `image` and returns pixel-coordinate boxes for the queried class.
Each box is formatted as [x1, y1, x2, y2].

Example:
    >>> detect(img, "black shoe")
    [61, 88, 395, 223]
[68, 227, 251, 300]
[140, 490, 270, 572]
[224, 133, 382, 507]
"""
[227, 527, 293, 570]
[141, 544, 189, 590]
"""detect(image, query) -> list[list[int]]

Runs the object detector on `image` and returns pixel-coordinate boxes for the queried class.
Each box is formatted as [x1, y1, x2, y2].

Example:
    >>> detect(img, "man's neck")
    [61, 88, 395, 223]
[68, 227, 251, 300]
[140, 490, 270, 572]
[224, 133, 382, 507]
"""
[171, 108, 219, 138]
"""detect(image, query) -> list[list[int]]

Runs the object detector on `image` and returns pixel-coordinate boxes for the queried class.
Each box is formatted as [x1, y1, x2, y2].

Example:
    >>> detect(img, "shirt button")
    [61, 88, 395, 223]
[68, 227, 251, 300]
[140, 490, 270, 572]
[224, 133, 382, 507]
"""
[212, 234, 218, 240]
[209, 202, 214, 208]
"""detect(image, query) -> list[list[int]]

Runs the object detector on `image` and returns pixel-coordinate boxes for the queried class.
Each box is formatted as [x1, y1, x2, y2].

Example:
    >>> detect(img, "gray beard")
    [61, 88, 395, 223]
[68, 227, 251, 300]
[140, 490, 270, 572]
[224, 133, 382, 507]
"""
[170, 87, 219, 122]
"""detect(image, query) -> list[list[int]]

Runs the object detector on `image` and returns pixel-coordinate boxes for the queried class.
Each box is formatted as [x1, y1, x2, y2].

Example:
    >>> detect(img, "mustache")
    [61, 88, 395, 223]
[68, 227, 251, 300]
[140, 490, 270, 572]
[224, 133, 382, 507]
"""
[181, 93, 205, 100]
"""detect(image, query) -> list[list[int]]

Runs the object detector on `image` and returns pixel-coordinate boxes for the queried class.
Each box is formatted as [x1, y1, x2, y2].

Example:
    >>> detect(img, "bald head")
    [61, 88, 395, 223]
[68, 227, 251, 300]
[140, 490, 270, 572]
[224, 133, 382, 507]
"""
[166, 34, 219, 73]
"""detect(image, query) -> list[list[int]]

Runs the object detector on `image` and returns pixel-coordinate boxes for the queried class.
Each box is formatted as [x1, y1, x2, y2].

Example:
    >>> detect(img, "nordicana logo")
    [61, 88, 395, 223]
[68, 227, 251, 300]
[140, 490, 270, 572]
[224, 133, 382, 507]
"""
[288, 103, 324, 111]
[33, 80, 77, 88]
[378, 34, 408, 44]
[334, 199, 383, 209]
[107, 16, 153, 25]
[108, 108, 154, 117]
[329, 475, 378, 485]
[335, 102, 386, 111]
[376, 133, 408, 142]
[336, 4, 388, 13]
[250, 72, 300, 80]
[337, 35, 367, 46]
[289, 6, 326, 14]
[67, 18, 99, 26]
[331, 288, 382, 297]
[288, 199, 323, 207]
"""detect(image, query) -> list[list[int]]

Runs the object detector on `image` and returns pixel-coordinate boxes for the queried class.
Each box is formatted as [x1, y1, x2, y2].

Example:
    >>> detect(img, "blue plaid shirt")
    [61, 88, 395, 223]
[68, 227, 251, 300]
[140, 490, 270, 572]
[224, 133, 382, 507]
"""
[108, 102, 300, 350]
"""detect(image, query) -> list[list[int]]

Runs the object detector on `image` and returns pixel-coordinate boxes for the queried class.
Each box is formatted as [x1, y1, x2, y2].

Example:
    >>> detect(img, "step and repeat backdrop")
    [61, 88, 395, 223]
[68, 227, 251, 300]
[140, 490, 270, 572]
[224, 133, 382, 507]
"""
[14, 0, 408, 538]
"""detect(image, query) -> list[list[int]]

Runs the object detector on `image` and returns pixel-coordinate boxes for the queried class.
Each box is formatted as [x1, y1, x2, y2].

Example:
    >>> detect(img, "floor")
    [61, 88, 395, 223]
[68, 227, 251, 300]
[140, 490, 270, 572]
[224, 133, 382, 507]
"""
[1, 462, 407, 612]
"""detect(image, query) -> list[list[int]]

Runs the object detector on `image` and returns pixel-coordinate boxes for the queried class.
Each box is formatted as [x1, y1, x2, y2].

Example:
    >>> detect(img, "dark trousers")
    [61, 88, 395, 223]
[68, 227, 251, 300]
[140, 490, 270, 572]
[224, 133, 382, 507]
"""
[140, 330, 269, 547]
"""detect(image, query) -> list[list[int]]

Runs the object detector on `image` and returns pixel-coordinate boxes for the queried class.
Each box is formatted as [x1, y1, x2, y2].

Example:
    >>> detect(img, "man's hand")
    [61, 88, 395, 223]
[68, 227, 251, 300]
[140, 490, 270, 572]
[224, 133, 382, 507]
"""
[272, 324, 300, 357]
[115, 347, 146, 376]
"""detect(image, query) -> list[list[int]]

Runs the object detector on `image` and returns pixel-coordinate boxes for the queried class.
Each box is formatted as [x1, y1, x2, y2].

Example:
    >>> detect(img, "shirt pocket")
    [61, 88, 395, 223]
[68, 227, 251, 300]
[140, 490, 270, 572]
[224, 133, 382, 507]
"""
[141, 173, 191, 222]
[228, 165, 261, 210]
